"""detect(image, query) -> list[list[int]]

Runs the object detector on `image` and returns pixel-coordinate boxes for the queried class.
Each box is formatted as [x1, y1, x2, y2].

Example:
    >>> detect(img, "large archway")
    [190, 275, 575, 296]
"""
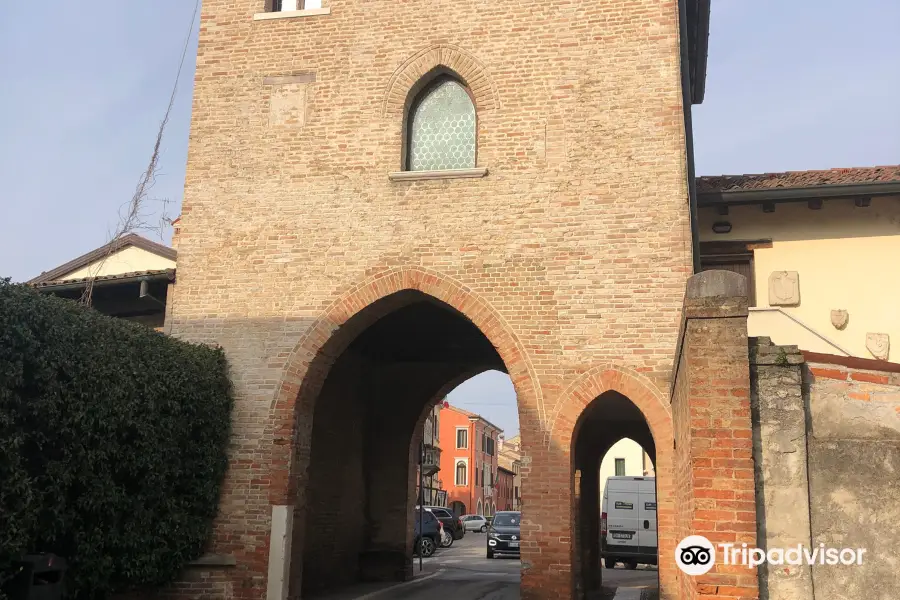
[266, 268, 547, 598]
[297, 291, 510, 594]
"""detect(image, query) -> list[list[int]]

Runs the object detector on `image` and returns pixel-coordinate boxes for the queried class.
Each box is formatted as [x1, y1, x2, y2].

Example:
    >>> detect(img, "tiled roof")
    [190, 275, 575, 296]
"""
[32, 269, 176, 289]
[444, 404, 478, 418]
[28, 233, 177, 285]
[697, 165, 900, 194]
[441, 403, 503, 433]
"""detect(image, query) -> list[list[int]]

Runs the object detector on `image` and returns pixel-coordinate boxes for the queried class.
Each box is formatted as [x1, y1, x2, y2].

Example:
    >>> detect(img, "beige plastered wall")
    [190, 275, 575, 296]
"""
[699, 195, 900, 360]
[61, 246, 175, 280]
[598, 438, 647, 495]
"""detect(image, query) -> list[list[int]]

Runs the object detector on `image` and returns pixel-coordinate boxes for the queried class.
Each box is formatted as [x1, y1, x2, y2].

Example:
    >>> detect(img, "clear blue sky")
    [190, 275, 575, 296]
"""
[2, 1, 898, 436]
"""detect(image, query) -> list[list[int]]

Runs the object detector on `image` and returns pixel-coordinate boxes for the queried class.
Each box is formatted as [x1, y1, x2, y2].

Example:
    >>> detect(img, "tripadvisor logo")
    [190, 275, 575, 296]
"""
[675, 535, 867, 576]
[676, 536, 716, 576]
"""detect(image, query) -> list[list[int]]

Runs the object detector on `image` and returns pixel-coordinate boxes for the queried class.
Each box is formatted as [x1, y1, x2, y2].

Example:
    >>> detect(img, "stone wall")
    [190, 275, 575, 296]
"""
[806, 354, 900, 600]
[750, 340, 900, 600]
[748, 338, 813, 600]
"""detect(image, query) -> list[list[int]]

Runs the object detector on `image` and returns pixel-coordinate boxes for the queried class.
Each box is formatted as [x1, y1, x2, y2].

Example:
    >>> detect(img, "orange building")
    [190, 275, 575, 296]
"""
[438, 401, 502, 518]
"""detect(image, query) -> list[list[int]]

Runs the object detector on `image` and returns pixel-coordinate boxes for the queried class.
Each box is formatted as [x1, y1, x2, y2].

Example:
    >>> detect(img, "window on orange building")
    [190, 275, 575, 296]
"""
[456, 427, 468, 449]
[455, 461, 467, 486]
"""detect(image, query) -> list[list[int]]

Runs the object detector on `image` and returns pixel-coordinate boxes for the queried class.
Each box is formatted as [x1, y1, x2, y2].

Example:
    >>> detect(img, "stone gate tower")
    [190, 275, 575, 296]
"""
[168, 1, 711, 599]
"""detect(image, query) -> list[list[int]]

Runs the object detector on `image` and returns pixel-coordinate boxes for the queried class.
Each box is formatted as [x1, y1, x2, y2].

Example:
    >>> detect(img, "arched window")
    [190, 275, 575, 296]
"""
[455, 461, 467, 486]
[406, 76, 476, 171]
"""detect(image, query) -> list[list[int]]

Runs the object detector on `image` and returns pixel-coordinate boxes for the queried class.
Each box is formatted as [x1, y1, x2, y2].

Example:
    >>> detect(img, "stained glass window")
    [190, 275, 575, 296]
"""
[407, 78, 476, 171]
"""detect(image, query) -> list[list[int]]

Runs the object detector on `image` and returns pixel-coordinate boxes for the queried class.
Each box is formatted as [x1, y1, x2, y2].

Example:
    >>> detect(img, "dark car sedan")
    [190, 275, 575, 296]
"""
[414, 509, 442, 558]
[421, 505, 465, 541]
[487, 511, 521, 559]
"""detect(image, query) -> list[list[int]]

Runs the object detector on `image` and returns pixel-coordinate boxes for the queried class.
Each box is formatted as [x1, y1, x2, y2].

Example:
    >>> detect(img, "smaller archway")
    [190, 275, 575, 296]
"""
[572, 392, 658, 596]
[476, 499, 483, 516]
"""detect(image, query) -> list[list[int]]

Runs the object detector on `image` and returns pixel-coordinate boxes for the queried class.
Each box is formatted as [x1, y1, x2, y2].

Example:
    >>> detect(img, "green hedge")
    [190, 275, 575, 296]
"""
[0, 280, 233, 598]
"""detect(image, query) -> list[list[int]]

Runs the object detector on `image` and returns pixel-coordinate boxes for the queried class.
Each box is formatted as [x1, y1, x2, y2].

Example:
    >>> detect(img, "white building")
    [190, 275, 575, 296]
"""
[598, 438, 654, 497]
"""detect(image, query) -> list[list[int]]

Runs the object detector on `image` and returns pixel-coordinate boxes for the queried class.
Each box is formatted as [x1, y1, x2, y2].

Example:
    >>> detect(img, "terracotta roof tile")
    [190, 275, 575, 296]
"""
[441, 403, 503, 433]
[697, 165, 900, 194]
[31, 269, 176, 289]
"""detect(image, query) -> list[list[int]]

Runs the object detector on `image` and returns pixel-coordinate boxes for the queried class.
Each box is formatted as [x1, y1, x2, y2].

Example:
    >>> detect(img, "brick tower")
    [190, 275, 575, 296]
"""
[167, 1, 711, 599]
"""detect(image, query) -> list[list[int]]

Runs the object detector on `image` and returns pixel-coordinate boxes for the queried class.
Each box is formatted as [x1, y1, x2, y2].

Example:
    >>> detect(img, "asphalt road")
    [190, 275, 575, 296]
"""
[311, 532, 659, 600]
[396, 531, 521, 599]
[365, 532, 658, 599]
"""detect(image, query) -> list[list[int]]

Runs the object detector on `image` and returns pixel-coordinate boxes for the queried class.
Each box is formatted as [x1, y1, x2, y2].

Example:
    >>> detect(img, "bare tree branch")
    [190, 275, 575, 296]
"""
[81, 0, 200, 306]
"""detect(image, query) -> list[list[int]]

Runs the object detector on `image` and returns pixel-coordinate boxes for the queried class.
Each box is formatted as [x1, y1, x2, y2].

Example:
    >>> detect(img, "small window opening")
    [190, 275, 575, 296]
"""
[405, 76, 476, 171]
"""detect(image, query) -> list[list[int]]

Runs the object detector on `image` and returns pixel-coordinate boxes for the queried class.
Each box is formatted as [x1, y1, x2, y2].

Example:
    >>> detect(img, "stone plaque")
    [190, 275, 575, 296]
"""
[269, 82, 310, 127]
[831, 309, 849, 330]
[768, 271, 800, 306]
[866, 333, 890, 361]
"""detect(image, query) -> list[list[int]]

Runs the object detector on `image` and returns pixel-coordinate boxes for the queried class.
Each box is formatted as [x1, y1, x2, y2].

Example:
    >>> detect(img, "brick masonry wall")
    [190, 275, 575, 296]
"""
[167, 0, 693, 599]
[672, 345, 693, 600]
[670, 271, 759, 600]
[297, 354, 365, 595]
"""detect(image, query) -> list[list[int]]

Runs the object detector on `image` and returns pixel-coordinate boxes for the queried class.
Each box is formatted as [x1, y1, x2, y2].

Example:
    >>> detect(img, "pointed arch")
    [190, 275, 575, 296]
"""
[382, 44, 499, 119]
[551, 364, 676, 600]
[405, 75, 477, 171]
[266, 265, 543, 505]
[548, 365, 670, 451]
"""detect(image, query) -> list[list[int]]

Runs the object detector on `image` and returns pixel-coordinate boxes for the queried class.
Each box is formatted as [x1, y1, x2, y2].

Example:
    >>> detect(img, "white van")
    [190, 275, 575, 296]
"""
[600, 476, 657, 569]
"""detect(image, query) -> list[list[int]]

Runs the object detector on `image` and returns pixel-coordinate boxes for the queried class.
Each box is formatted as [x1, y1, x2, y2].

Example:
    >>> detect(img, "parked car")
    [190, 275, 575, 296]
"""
[461, 514, 488, 533]
[487, 511, 521, 559]
[414, 509, 442, 558]
[419, 505, 465, 540]
[601, 476, 657, 570]
[439, 521, 454, 547]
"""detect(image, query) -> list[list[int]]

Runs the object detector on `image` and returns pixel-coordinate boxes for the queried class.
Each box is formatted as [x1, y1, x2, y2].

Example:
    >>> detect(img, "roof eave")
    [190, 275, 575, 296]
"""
[467, 414, 504, 434]
[691, 0, 711, 104]
[27, 233, 177, 285]
[698, 181, 900, 207]
[31, 269, 176, 293]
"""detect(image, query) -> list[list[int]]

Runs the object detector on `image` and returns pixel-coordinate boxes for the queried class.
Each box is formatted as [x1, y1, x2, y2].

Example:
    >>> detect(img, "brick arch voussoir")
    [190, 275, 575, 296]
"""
[382, 43, 499, 118]
[548, 365, 672, 452]
[266, 265, 542, 505]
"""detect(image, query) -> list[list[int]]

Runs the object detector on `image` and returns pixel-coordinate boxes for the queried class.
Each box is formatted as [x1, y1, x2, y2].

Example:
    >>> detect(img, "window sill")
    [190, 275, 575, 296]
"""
[389, 168, 488, 182]
[253, 8, 331, 20]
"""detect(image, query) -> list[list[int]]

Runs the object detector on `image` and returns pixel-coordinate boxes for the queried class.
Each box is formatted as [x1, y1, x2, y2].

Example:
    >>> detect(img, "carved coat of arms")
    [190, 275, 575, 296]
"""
[768, 271, 800, 306]
[866, 333, 889, 361]
[830, 310, 849, 330]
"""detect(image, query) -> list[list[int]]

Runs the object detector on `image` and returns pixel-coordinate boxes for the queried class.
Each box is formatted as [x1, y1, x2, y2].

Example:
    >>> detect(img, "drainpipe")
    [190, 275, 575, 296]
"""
[470, 421, 475, 514]
[418, 439, 424, 572]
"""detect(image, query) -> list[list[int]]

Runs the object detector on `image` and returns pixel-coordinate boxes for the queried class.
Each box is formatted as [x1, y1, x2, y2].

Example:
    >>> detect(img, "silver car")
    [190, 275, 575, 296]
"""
[461, 514, 488, 532]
